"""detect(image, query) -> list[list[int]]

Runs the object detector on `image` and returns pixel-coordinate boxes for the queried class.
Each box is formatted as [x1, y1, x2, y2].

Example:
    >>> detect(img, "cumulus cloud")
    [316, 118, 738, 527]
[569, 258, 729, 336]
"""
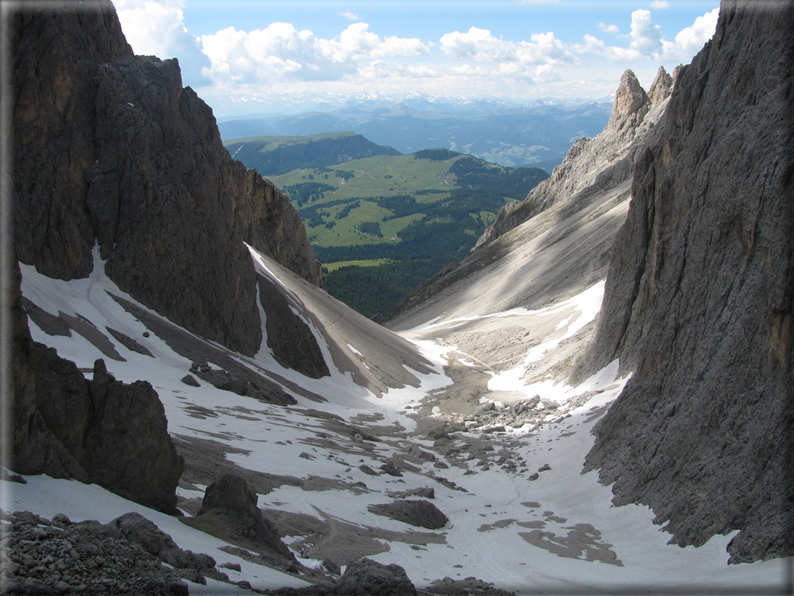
[597, 23, 621, 35]
[200, 22, 429, 86]
[338, 11, 362, 22]
[112, 0, 210, 86]
[440, 27, 574, 65]
[660, 8, 720, 61]
[578, 8, 718, 64]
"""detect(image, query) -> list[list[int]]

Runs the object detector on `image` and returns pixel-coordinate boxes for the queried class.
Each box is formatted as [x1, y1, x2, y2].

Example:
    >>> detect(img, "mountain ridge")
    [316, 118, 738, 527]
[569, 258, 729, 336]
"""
[224, 131, 401, 177]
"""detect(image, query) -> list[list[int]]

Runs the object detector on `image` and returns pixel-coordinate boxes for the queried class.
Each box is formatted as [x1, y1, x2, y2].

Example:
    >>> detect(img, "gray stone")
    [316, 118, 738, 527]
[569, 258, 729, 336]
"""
[180, 374, 200, 387]
[367, 500, 448, 530]
[336, 558, 416, 596]
[197, 474, 295, 561]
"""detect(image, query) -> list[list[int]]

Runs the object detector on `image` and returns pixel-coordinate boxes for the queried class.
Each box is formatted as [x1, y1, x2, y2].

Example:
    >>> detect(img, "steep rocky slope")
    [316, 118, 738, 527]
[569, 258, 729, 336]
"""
[13, 1, 320, 357]
[574, 0, 794, 564]
[382, 69, 671, 389]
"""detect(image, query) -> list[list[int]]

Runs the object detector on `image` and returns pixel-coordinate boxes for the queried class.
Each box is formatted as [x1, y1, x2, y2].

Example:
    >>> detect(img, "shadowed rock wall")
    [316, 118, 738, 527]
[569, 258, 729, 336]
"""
[577, 0, 794, 563]
[12, 1, 321, 357]
[11, 263, 184, 514]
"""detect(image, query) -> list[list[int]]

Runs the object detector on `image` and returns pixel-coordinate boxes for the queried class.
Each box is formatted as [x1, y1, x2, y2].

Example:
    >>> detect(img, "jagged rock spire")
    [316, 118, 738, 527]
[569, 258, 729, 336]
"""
[648, 66, 673, 104]
[606, 69, 651, 133]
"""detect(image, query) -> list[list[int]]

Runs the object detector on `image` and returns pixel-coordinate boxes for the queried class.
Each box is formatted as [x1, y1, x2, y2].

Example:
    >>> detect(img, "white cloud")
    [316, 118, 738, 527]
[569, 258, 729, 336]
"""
[597, 22, 621, 35]
[628, 9, 664, 56]
[338, 11, 362, 22]
[649, 0, 671, 8]
[112, 0, 210, 86]
[660, 8, 719, 61]
[440, 27, 574, 65]
[577, 8, 718, 65]
[200, 22, 429, 86]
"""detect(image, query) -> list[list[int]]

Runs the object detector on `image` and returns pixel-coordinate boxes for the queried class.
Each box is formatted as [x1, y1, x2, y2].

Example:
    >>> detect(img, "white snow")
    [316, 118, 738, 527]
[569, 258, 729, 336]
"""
[11, 253, 790, 595]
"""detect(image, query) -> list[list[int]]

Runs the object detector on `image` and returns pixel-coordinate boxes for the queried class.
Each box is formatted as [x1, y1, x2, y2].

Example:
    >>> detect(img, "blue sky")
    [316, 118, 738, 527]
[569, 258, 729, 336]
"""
[111, 0, 720, 117]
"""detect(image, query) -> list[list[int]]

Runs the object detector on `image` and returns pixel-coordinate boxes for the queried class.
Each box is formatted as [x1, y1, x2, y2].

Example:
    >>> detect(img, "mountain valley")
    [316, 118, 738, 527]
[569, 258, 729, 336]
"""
[5, 1, 793, 595]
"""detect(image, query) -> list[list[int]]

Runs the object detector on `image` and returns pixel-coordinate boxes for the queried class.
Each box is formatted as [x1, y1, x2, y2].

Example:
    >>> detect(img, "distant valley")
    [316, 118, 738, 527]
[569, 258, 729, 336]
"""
[219, 100, 611, 170]
[224, 133, 548, 316]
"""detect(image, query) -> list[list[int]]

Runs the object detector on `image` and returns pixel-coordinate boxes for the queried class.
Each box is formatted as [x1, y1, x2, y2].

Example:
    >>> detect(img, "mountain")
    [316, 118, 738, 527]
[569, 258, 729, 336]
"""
[385, 0, 793, 567]
[224, 131, 401, 177]
[7, 0, 792, 593]
[218, 101, 612, 170]
[573, 0, 794, 564]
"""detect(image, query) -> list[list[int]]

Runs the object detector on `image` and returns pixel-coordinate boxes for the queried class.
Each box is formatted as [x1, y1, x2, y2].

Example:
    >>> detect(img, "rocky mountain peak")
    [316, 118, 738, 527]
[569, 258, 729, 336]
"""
[606, 69, 651, 134]
[647, 66, 674, 104]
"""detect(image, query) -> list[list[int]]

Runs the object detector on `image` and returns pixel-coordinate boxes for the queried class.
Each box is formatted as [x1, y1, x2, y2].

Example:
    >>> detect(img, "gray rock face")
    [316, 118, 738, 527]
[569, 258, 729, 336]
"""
[12, 1, 322, 357]
[11, 265, 183, 514]
[647, 65, 673, 105]
[576, 0, 794, 563]
[258, 274, 330, 378]
[336, 558, 417, 596]
[605, 69, 650, 134]
[367, 500, 448, 530]
[197, 474, 295, 560]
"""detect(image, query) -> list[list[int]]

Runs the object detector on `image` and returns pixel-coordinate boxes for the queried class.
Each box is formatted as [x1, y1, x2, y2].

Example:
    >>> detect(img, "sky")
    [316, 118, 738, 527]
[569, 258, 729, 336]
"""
[110, 0, 721, 117]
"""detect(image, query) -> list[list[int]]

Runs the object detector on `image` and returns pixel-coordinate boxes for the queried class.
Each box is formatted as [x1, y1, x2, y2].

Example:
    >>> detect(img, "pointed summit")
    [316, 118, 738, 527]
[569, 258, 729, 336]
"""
[606, 69, 651, 133]
[648, 66, 673, 104]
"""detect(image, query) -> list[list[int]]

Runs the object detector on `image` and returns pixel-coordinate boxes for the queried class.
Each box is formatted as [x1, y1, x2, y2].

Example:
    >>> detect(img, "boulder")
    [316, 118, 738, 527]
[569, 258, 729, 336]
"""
[367, 500, 448, 530]
[336, 558, 416, 596]
[197, 474, 294, 560]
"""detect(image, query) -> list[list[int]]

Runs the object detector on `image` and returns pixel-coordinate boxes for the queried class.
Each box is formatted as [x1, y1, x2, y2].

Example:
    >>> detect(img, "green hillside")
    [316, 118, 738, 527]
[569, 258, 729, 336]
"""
[224, 131, 400, 176]
[265, 148, 548, 317]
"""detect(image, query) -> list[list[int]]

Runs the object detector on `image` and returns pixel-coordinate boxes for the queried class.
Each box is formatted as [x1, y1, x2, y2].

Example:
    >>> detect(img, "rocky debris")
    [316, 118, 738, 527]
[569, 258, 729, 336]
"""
[426, 576, 515, 596]
[190, 361, 296, 406]
[461, 398, 570, 437]
[196, 473, 296, 561]
[387, 488, 435, 500]
[576, 0, 794, 563]
[11, 260, 183, 514]
[13, 1, 321, 358]
[336, 558, 416, 596]
[112, 512, 217, 576]
[367, 500, 448, 530]
[379, 461, 403, 477]
[2, 510, 193, 595]
[359, 465, 379, 476]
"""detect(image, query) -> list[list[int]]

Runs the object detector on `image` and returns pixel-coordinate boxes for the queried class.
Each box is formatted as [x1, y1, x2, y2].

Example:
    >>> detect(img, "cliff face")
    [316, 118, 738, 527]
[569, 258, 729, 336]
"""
[13, 2, 321, 357]
[577, 0, 794, 563]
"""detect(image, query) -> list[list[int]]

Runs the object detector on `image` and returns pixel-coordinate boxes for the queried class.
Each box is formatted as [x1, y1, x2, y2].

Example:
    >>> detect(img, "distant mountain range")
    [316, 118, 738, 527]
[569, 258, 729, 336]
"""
[219, 99, 612, 170]
[224, 132, 400, 177]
